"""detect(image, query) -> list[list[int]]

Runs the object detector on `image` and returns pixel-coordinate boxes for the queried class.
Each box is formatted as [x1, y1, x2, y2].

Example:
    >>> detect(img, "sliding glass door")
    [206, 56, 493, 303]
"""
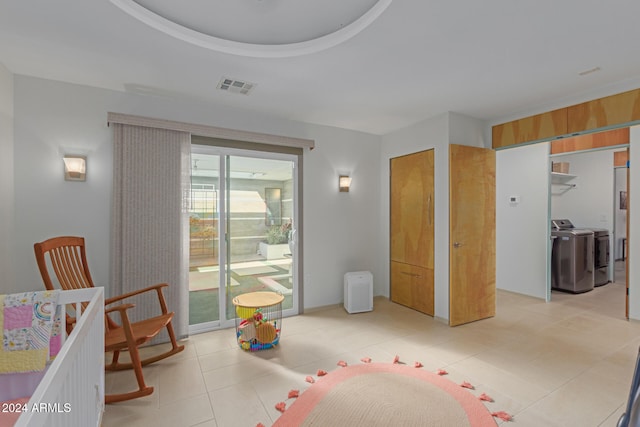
[189, 147, 298, 333]
[188, 153, 221, 329]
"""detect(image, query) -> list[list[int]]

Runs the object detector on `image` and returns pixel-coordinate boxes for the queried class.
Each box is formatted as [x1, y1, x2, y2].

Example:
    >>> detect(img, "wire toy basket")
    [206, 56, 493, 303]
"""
[232, 291, 284, 351]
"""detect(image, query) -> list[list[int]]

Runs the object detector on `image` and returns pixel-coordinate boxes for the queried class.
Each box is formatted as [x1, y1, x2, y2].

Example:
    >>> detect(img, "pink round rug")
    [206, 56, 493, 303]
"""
[273, 363, 496, 427]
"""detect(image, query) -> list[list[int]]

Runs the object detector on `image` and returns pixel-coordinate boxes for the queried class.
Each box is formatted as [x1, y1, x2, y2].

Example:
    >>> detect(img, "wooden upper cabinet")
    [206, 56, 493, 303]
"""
[492, 88, 640, 149]
[390, 150, 434, 269]
[551, 128, 629, 154]
[614, 150, 628, 167]
[567, 89, 640, 133]
[492, 108, 567, 149]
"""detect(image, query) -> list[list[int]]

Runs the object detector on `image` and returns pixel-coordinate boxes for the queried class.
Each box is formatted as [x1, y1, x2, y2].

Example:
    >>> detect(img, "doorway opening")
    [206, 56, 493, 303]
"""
[548, 128, 629, 319]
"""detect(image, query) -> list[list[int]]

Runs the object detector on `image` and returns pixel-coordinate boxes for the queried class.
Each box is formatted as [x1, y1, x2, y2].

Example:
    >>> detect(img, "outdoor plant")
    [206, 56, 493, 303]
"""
[265, 220, 292, 244]
[190, 215, 215, 239]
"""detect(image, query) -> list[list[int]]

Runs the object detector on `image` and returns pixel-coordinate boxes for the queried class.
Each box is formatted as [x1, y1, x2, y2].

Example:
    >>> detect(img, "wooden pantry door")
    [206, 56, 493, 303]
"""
[390, 149, 434, 315]
[449, 144, 496, 326]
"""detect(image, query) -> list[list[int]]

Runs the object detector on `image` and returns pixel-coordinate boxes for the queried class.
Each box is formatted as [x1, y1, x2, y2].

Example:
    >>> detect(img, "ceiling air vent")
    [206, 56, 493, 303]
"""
[217, 77, 256, 95]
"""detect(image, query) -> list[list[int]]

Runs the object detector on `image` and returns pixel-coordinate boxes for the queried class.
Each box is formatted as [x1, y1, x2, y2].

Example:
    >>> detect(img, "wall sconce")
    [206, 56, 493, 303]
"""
[339, 175, 352, 192]
[63, 155, 87, 181]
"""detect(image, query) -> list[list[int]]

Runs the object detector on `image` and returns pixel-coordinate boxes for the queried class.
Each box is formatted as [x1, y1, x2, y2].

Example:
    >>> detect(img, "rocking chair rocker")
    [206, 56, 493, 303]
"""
[34, 236, 185, 403]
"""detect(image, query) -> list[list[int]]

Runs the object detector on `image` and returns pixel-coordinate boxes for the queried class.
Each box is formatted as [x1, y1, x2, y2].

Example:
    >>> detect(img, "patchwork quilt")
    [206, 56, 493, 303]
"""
[0, 290, 62, 373]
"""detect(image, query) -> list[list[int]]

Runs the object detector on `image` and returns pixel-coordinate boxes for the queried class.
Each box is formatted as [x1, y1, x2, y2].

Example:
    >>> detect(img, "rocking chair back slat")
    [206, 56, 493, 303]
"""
[35, 236, 92, 291]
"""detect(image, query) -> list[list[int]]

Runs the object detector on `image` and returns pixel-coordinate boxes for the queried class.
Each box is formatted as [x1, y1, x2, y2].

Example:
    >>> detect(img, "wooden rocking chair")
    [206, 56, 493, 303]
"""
[34, 236, 184, 403]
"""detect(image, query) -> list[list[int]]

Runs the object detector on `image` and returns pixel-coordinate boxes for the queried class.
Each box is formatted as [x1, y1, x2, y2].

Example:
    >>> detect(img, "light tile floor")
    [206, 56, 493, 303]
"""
[103, 268, 639, 427]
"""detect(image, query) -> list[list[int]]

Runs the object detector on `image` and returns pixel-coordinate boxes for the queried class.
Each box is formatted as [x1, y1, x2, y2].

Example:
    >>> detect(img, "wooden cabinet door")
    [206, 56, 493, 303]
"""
[390, 150, 434, 267]
[567, 89, 640, 133]
[390, 149, 434, 314]
[492, 108, 568, 149]
[390, 261, 434, 315]
[449, 144, 496, 326]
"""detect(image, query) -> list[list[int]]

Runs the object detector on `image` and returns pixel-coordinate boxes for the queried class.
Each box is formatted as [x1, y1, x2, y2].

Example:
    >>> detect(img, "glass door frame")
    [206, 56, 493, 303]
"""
[189, 145, 300, 333]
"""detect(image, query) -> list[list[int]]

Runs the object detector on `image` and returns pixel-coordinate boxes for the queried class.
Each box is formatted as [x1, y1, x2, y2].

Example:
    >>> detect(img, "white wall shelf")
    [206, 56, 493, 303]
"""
[551, 172, 577, 186]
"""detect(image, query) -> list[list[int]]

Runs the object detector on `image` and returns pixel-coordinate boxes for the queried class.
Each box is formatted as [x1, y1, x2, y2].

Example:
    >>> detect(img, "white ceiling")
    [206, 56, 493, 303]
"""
[2, 1, 640, 135]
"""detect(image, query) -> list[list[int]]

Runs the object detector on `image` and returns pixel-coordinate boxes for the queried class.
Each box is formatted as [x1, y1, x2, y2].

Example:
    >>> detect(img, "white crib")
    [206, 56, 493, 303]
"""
[3, 287, 105, 427]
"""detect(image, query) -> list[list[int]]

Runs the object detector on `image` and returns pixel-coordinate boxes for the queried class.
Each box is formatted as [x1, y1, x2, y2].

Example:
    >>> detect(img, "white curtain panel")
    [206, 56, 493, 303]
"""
[111, 123, 190, 342]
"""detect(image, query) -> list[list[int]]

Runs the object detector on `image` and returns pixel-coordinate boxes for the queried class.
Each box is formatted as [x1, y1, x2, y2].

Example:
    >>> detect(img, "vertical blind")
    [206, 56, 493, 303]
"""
[111, 123, 190, 342]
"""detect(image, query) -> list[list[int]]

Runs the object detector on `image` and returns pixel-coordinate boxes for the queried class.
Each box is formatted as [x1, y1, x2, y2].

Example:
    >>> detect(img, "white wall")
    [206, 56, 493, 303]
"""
[14, 77, 115, 294]
[496, 142, 550, 299]
[614, 166, 627, 260]
[0, 64, 15, 293]
[449, 112, 487, 148]
[551, 150, 614, 233]
[12, 75, 382, 309]
[379, 112, 486, 321]
[302, 126, 381, 307]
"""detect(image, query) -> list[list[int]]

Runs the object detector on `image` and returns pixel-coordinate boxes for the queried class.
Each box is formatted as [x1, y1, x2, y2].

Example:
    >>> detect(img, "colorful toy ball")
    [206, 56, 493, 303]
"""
[241, 341, 250, 350]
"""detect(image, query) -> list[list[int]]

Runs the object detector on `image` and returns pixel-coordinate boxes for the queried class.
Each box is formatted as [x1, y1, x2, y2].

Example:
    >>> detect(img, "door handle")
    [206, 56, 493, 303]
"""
[427, 194, 432, 225]
[453, 242, 463, 248]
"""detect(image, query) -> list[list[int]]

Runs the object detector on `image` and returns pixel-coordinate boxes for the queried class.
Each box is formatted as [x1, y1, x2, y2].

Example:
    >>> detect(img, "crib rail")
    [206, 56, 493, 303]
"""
[15, 287, 105, 427]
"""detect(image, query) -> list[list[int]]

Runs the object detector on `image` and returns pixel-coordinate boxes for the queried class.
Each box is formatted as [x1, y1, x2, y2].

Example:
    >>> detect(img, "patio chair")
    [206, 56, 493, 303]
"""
[33, 236, 184, 403]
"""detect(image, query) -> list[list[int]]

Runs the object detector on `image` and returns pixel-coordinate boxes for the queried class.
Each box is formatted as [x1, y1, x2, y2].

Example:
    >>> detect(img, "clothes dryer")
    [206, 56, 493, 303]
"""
[551, 219, 594, 293]
[589, 228, 610, 286]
